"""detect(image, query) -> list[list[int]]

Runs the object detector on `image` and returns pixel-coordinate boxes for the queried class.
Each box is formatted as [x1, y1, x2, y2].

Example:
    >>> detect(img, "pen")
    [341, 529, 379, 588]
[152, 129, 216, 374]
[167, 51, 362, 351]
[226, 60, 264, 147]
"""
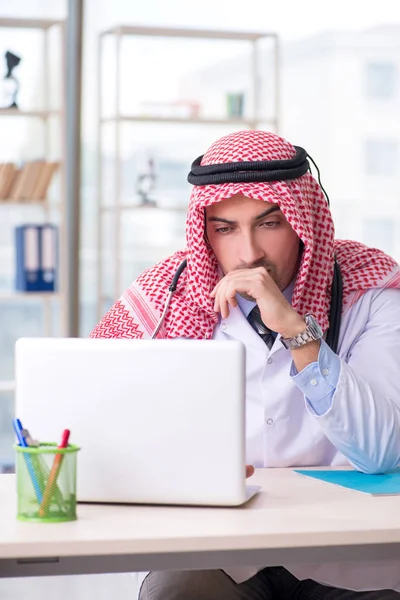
[13, 418, 43, 503]
[39, 429, 70, 517]
[21, 428, 39, 447]
[22, 425, 66, 511]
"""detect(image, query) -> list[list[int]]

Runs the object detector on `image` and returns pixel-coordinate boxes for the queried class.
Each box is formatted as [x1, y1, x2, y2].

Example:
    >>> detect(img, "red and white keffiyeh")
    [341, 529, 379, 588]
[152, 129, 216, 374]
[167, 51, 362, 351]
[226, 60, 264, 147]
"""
[91, 130, 400, 340]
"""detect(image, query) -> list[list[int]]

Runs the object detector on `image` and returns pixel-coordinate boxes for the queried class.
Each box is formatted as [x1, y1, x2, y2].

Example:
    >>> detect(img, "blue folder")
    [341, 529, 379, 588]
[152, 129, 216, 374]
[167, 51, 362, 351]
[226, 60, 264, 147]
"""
[294, 468, 400, 495]
[15, 224, 58, 292]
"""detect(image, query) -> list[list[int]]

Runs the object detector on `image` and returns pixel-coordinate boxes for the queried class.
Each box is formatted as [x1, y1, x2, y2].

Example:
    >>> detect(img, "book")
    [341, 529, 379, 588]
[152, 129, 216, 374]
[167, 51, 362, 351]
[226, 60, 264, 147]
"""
[7, 167, 22, 201]
[9, 163, 30, 201]
[4, 163, 18, 199]
[0, 163, 17, 199]
[31, 161, 59, 201]
[0, 160, 60, 202]
[294, 468, 400, 496]
[22, 160, 46, 200]
[0, 163, 6, 198]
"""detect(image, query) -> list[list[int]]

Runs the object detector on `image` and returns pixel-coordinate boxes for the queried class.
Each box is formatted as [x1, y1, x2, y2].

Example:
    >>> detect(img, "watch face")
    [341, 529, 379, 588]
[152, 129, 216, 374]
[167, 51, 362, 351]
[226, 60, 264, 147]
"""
[304, 314, 323, 337]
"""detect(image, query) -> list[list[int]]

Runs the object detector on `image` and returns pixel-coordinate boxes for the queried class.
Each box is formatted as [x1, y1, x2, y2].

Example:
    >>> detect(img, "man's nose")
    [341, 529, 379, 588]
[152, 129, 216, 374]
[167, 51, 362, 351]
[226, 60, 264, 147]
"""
[239, 233, 265, 266]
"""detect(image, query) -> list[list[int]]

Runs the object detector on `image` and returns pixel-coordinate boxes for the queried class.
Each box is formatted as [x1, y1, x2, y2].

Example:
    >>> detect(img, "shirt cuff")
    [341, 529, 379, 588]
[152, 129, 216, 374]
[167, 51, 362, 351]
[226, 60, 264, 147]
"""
[290, 339, 342, 415]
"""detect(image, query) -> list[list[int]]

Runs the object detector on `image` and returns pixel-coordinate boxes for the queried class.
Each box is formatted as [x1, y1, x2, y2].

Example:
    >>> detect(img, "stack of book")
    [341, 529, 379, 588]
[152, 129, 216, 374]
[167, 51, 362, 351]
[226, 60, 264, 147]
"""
[0, 161, 60, 202]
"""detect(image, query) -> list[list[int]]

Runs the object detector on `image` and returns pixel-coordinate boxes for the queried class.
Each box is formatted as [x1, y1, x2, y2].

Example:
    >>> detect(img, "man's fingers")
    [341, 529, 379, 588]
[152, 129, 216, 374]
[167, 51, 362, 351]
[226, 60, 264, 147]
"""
[246, 465, 255, 478]
[227, 287, 238, 308]
[211, 271, 261, 309]
[210, 282, 220, 298]
[220, 297, 230, 319]
[213, 282, 239, 316]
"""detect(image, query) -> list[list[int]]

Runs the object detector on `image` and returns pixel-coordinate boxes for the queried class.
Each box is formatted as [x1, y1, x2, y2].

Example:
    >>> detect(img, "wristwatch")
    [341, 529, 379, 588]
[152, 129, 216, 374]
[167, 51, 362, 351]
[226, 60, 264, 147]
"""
[280, 314, 323, 350]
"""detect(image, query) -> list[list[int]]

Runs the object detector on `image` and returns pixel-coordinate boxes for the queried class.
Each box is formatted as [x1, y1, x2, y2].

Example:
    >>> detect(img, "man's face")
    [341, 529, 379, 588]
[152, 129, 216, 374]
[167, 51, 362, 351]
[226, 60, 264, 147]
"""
[205, 194, 302, 292]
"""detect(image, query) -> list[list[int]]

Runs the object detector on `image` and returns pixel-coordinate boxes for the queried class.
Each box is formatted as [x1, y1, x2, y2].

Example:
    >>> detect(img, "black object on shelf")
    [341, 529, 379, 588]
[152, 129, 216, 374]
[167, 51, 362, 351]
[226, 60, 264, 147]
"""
[136, 157, 158, 207]
[1, 51, 21, 109]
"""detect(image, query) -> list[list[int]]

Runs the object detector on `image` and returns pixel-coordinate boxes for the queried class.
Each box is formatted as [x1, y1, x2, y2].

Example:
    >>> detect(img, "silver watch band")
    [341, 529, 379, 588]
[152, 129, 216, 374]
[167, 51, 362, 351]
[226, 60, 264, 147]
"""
[280, 314, 323, 350]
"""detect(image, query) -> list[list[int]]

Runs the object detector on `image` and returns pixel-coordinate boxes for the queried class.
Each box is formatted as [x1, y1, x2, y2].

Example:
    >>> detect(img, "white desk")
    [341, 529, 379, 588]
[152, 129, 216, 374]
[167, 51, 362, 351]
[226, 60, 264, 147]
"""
[1, 468, 400, 579]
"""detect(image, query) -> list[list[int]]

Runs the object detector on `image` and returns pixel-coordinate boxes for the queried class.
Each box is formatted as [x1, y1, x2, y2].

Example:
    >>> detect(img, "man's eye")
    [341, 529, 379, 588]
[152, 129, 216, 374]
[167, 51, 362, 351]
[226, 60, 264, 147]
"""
[261, 221, 279, 228]
[215, 227, 232, 234]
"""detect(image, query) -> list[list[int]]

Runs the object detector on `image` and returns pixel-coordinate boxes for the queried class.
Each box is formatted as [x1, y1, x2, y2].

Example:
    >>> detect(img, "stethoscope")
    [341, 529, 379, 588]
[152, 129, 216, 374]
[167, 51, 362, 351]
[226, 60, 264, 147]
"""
[151, 258, 188, 340]
[152, 146, 343, 353]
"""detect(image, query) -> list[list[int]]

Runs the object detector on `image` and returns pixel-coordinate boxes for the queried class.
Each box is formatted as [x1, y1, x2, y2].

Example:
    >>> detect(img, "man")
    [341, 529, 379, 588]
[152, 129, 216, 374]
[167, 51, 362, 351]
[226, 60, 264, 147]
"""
[92, 130, 400, 598]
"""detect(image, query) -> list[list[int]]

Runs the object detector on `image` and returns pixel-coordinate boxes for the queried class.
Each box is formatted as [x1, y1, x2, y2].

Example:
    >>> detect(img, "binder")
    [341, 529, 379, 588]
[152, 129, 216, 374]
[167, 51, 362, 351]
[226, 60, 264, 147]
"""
[15, 224, 58, 292]
[41, 225, 57, 288]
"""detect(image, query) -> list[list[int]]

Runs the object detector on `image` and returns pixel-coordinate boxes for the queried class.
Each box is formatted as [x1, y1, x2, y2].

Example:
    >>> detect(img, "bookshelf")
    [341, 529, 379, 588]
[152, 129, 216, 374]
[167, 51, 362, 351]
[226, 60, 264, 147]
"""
[0, 18, 66, 412]
[97, 25, 280, 319]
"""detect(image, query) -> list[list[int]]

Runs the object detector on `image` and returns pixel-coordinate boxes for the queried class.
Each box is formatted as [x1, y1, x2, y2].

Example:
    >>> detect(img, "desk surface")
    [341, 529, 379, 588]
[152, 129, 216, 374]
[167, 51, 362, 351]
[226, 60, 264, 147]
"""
[1, 468, 400, 578]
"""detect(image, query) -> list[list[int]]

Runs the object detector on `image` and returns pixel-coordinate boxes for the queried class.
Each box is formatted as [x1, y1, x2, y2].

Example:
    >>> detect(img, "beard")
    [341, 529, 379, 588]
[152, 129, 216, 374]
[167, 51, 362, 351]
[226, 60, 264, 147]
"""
[234, 259, 279, 302]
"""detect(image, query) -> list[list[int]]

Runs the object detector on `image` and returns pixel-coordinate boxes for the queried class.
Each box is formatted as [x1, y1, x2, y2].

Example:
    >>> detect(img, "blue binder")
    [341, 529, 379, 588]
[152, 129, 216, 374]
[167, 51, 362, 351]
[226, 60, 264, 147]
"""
[15, 224, 58, 292]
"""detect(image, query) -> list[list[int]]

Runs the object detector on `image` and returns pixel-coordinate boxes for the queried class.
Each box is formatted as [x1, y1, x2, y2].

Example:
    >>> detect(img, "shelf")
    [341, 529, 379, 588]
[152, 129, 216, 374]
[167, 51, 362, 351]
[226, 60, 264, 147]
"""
[0, 109, 61, 119]
[102, 25, 276, 42]
[100, 204, 187, 212]
[0, 16, 67, 344]
[0, 18, 63, 30]
[97, 23, 279, 318]
[100, 115, 267, 127]
[0, 291, 60, 301]
[0, 201, 60, 207]
[0, 381, 15, 393]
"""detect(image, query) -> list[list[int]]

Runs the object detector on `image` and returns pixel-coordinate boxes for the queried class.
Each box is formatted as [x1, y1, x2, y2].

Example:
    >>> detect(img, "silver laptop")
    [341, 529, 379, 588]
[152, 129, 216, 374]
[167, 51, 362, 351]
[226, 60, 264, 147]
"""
[15, 338, 260, 506]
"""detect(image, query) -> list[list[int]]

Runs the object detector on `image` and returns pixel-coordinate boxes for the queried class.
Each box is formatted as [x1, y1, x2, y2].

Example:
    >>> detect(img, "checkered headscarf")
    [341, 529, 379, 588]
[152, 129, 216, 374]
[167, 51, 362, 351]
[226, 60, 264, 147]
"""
[91, 130, 400, 340]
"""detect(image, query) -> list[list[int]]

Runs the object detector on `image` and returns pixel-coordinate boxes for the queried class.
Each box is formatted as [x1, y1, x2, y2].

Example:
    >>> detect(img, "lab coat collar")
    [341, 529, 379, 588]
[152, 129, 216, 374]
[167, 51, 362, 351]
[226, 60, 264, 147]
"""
[219, 305, 286, 358]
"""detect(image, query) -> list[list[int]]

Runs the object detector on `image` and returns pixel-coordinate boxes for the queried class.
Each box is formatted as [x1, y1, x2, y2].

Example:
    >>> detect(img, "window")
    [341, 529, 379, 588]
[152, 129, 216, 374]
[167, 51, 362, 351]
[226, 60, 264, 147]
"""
[364, 139, 398, 177]
[362, 218, 396, 256]
[365, 62, 397, 100]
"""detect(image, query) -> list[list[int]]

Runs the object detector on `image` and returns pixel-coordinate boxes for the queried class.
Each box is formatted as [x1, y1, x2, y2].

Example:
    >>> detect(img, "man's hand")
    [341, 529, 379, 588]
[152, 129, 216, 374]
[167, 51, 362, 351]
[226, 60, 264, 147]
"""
[211, 267, 304, 337]
[246, 465, 255, 478]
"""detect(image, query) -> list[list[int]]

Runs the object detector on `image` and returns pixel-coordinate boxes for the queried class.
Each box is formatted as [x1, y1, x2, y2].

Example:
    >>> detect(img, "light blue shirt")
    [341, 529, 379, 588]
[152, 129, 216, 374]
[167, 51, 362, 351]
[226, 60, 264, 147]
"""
[235, 280, 340, 416]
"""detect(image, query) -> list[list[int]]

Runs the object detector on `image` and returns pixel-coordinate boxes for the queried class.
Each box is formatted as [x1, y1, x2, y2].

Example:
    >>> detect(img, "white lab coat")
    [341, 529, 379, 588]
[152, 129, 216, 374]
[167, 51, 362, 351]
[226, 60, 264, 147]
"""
[138, 287, 400, 594]
[214, 287, 400, 592]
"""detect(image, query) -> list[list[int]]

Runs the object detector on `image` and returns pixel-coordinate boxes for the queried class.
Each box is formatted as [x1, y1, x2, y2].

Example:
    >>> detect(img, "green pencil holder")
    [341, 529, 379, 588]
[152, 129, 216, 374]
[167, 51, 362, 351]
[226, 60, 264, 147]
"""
[15, 443, 80, 523]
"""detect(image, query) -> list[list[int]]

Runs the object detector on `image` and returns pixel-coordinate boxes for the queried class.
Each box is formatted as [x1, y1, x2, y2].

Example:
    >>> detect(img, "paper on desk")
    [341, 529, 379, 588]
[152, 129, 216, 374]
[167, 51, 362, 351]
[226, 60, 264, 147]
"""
[294, 468, 400, 495]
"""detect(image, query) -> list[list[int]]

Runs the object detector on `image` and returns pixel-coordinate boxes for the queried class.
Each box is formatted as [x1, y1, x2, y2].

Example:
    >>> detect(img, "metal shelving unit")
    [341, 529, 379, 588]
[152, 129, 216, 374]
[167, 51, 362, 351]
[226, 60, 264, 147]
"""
[97, 25, 279, 319]
[0, 381, 15, 393]
[0, 109, 61, 118]
[100, 115, 262, 126]
[0, 291, 62, 300]
[0, 18, 66, 401]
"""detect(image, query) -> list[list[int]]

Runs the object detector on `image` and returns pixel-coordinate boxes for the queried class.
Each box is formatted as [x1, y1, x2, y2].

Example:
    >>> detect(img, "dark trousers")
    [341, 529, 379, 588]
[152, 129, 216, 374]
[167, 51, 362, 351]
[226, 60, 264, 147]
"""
[139, 567, 399, 599]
